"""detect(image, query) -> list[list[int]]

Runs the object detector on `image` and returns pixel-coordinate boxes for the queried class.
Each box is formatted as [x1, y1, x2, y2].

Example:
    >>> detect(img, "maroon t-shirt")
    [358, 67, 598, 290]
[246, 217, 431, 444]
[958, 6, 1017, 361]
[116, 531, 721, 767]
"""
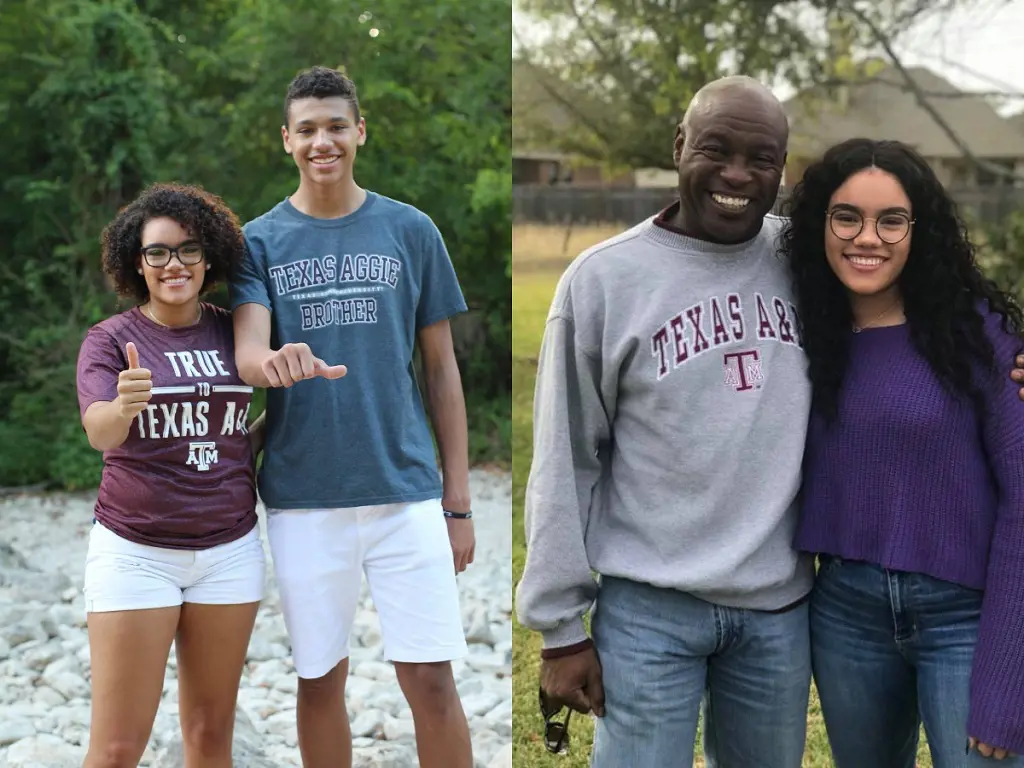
[76, 303, 258, 549]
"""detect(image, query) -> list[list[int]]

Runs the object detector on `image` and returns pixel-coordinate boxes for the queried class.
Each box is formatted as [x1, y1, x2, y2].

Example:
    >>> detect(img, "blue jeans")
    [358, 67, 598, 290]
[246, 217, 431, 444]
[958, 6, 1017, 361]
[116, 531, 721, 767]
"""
[590, 576, 811, 768]
[810, 555, 1021, 768]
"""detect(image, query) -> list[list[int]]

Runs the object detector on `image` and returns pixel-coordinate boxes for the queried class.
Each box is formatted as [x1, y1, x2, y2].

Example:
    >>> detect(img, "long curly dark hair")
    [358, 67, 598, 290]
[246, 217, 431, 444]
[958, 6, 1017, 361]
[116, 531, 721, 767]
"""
[781, 138, 1023, 422]
[101, 183, 244, 303]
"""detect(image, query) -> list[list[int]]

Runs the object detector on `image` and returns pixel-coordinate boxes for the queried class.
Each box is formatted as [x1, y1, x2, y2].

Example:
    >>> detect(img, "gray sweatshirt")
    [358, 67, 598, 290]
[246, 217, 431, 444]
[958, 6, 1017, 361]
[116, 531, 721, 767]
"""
[516, 214, 816, 649]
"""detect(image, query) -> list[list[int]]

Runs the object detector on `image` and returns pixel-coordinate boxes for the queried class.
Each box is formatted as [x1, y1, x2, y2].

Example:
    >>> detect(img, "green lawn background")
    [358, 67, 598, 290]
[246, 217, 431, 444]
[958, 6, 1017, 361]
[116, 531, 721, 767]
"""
[510, 225, 932, 767]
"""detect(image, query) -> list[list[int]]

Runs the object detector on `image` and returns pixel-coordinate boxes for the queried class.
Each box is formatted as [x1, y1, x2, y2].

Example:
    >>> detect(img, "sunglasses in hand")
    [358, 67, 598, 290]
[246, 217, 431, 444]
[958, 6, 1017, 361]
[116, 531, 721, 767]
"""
[539, 688, 572, 755]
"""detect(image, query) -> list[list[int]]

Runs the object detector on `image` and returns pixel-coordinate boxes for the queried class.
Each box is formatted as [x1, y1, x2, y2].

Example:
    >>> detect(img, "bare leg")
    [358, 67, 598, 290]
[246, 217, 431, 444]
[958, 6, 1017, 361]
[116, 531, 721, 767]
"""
[83, 607, 180, 768]
[394, 661, 472, 768]
[175, 601, 260, 768]
[296, 658, 352, 768]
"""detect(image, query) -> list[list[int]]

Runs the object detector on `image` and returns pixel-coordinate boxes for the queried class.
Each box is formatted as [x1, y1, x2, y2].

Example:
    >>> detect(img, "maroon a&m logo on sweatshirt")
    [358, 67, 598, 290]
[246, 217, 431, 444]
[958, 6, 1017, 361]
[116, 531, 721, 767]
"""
[651, 292, 803, 388]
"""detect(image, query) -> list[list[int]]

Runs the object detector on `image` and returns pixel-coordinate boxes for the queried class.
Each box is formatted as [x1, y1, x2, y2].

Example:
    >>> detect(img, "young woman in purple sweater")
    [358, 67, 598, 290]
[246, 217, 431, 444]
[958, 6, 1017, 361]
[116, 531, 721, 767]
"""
[784, 138, 1024, 766]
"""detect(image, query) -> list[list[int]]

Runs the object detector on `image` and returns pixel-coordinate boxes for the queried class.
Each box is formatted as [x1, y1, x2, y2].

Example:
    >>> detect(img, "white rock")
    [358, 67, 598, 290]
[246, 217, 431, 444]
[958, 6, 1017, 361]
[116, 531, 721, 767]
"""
[0, 623, 45, 649]
[352, 660, 394, 682]
[4, 734, 82, 767]
[350, 709, 385, 738]
[353, 742, 416, 767]
[21, 641, 65, 672]
[487, 742, 512, 768]
[0, 722, 35, 748]
[39, 673, 87, 702]
[0, 470, 512, 767]
[468, 692, 506, 718]
[30, 688, 65, 707]
[382, 715, 417, 741]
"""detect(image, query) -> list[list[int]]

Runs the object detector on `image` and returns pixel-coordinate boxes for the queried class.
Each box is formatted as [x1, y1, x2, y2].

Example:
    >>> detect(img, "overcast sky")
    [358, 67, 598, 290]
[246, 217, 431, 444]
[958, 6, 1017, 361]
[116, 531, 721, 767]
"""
[513, 0, 1024, 115]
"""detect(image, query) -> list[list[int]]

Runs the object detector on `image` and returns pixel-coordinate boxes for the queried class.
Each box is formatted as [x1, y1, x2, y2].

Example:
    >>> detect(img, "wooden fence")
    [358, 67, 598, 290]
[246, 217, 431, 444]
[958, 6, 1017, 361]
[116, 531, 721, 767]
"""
[513, 185, 1024, 226]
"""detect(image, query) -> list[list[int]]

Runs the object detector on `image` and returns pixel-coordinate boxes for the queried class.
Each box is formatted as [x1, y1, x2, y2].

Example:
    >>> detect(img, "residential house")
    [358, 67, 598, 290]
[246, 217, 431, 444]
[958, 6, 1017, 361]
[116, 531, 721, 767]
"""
[784, 65, 1024, 189]
[512, 60, 633, 187]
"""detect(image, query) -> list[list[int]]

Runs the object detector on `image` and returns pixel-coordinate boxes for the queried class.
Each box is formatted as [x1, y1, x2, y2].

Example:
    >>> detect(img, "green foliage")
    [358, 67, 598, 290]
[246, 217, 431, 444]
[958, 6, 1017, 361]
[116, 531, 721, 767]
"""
[976, 209, 1024, 302]
[514, 0, 965, 168]
[0, 0, 510, 488]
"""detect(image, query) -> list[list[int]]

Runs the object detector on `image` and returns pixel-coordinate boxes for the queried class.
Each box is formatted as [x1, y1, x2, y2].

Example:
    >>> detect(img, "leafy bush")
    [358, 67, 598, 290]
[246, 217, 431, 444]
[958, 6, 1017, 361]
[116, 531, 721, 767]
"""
[0, 0, 511, 489]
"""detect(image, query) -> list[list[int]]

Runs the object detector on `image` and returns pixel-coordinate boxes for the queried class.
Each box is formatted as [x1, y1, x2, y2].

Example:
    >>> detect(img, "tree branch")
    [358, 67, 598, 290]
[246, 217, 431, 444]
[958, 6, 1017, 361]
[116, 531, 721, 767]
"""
[513, 50, 617, 148]
[840, 1, 1024, 184]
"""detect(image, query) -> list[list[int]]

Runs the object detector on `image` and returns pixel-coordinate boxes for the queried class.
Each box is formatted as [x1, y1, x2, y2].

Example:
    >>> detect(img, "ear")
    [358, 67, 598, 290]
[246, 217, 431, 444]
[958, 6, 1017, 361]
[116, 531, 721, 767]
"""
[357, 117, 367, 147]
[673, 125, 685, 166]
[281, 125, 292, 155]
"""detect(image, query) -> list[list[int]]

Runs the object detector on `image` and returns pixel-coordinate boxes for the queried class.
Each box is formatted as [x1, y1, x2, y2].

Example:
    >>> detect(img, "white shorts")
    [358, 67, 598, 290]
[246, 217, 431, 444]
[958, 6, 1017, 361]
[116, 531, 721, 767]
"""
[83, 522, 266, 613]
[267, 497, 467, 679]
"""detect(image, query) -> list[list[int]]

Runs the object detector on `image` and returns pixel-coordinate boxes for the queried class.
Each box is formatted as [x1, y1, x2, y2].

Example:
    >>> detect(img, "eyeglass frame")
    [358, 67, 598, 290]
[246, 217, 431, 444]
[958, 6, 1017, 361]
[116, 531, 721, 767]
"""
[825, 207, 915, 245]
[141, 241, 205, 268]
[538, 688, 572, 755]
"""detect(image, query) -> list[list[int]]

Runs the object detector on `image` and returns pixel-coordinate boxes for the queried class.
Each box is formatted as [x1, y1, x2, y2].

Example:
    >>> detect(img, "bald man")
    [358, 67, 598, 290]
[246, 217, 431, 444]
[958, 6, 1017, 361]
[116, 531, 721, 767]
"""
[517, 76, 812, 767]
[517, 74, 1024, 767]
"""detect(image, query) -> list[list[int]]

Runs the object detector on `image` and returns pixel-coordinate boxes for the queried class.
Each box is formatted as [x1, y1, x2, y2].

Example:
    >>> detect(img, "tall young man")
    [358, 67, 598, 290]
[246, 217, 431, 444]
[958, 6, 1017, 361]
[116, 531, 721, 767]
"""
[230, 66, 474, 768]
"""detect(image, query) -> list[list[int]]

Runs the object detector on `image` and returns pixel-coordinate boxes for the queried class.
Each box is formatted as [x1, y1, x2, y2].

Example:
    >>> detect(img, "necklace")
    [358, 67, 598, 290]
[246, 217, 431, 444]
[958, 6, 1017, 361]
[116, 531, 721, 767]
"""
[144, 302, 202, 328]
[852, 299, 901, 333]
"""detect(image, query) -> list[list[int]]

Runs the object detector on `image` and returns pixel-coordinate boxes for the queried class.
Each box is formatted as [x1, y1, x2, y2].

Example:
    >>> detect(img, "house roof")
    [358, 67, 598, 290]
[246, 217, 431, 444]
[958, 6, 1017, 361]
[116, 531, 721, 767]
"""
[1007, 109, 1024, 135]
[785, 65, 1024, 160]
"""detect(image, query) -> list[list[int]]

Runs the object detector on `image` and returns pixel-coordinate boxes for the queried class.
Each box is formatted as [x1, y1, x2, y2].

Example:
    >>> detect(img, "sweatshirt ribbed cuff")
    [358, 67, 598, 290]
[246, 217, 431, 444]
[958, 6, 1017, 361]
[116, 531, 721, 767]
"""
[967, 705, 1024, 755]
[541, 617, 589, 650]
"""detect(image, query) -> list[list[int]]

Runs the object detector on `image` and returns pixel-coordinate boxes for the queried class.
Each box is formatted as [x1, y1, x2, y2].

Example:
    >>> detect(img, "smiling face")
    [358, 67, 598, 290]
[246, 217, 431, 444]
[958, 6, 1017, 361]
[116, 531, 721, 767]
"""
[825, 167, 913, 299]
[674, 89, 787, 244]
[282, 96, 366, 187]
[138, 217, 207, 310]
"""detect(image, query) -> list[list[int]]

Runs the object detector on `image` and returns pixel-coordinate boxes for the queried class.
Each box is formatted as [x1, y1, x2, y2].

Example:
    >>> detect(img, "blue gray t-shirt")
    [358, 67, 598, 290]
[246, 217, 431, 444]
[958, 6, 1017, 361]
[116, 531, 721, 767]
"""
[230, 192, 467, 509]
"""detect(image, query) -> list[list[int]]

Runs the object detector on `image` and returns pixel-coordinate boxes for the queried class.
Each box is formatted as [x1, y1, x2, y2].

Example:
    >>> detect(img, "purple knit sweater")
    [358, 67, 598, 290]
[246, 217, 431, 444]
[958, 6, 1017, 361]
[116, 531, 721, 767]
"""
[796, 313, 1024, 752]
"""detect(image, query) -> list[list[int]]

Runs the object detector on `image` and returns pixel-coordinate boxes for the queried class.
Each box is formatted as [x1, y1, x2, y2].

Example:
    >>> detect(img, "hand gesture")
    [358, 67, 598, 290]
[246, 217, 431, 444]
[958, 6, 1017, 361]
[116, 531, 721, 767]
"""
[117, 342, 152, 420]
[540, 645, 606, 717]
[261, 342, 348, 388]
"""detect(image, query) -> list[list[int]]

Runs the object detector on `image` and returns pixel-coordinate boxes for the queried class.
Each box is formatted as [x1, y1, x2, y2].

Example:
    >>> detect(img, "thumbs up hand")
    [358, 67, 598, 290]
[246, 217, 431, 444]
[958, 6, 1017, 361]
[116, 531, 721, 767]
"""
[117, 342, 153, 420]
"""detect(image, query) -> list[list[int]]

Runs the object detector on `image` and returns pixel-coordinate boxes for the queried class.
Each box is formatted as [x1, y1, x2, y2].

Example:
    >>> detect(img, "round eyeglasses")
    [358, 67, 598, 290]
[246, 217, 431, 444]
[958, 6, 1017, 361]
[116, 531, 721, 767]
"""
[827, 209, 913, 244]
[141, 243, 204, 268]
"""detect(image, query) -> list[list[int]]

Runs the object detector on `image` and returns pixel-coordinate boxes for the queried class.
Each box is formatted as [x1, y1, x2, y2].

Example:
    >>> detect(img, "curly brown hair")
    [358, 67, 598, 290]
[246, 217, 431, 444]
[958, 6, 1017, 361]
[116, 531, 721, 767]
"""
[101, 183, 244, 303]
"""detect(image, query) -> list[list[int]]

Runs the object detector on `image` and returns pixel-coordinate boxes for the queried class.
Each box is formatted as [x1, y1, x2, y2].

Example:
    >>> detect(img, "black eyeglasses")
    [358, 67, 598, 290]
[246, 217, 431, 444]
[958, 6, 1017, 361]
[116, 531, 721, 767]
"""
[142, 243, 204, 268]
[827, 209, 914, 244]
[539, 688, 572, 754]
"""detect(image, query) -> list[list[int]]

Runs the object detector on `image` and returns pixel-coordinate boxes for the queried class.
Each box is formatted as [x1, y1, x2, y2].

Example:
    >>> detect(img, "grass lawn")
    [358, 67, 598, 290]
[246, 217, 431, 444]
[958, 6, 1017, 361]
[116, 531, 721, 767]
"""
[510, 225, 932, 767]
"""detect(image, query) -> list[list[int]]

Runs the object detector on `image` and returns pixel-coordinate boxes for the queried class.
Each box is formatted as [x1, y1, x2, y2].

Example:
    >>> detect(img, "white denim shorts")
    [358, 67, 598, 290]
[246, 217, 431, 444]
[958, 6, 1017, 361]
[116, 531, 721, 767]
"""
[266, 497, 468, 679]
[83, 521, 266, 613]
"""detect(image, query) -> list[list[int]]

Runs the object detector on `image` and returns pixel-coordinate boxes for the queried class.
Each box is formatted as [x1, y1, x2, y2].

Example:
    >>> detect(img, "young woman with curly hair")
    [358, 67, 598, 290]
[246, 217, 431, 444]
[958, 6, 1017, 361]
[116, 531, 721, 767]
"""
[75, 183, 266, 768]
[784, 138, 1024, 766]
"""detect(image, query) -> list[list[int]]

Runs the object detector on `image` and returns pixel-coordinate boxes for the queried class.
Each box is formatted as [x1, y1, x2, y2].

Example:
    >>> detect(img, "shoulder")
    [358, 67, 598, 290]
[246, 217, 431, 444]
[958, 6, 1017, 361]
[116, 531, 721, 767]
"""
[79, 310, 137, 366]
[242, 201, 291, 242]
[368, 193, 437, 233]
[87, 308, 140, 341]
[550, 220, 650, 317]
[562, 219, 649, 283]
[763, 213, 789, 235]
[202, 302, 233, 326]
[760, 213, 789, 250]
[977, 302, 1024, 351]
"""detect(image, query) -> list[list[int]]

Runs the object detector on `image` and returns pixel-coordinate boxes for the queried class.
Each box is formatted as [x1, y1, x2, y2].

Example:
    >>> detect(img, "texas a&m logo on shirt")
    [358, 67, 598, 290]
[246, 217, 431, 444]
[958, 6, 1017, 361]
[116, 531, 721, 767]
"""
[650, 292, 802, 390]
